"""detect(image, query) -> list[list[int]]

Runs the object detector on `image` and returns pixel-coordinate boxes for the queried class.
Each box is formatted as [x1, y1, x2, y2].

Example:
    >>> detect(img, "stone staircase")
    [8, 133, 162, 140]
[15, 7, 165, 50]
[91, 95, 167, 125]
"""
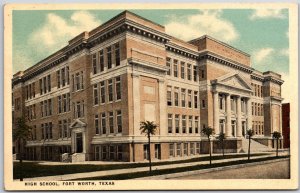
[240, 137, 272, 153]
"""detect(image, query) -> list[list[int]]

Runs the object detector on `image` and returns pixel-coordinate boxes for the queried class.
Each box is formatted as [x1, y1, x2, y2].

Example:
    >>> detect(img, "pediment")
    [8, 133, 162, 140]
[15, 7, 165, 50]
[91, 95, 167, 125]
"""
[212, 73, 252, 91]
[70, 119, 86, 128]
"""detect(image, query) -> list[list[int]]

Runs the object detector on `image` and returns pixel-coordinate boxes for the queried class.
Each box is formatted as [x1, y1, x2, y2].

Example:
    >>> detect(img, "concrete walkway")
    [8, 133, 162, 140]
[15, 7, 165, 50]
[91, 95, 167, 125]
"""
[21, 152, 288, 181]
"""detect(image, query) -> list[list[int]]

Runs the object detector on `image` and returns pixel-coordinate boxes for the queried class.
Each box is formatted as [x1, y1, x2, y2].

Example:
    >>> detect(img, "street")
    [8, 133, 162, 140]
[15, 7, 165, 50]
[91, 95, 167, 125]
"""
[170, 159, 290, 179]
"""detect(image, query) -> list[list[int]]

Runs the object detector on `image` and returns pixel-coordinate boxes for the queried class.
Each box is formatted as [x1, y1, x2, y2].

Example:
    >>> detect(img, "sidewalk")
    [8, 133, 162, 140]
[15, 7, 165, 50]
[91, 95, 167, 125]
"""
[21, 152, 287, 181]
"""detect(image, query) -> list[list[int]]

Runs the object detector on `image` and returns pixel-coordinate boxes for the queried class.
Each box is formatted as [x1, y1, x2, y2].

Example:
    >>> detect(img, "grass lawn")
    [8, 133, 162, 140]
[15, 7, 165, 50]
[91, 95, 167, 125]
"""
[14, 153, 270, 179]
[76, 156, 289, 180]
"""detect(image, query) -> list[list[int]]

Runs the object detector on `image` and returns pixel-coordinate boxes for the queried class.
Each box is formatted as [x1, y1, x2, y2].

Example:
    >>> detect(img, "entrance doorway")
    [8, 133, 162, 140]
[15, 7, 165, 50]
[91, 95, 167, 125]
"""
[76, 133, 83, 153]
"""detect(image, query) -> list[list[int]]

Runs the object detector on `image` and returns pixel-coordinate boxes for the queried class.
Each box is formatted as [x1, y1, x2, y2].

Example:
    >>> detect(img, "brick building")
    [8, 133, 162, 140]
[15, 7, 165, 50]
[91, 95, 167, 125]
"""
[12, 11, 284, 162]
[282, 103, 290, 148]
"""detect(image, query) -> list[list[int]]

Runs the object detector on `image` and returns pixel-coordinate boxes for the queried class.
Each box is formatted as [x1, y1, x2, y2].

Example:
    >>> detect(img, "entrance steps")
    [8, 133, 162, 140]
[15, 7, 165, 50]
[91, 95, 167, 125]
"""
[240, 137, 272, 153]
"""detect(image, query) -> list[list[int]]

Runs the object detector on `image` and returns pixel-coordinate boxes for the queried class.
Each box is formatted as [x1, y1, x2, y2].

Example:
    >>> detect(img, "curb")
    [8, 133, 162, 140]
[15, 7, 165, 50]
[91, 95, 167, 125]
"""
[136, 157, 289, 180]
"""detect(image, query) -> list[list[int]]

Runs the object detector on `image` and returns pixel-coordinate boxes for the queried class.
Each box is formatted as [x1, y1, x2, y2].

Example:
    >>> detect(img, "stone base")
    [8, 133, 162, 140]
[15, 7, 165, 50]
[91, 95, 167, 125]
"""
[71, 153, 86, 162]
[200, 138, 242, 154]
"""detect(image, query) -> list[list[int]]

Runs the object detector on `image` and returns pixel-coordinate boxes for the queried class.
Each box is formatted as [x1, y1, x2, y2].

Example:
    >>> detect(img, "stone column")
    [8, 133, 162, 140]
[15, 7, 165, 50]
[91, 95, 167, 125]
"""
[236, 96, 242, 137]
[82, 131, 86, 153]
[158, 79, 167, 135]
[247, 98, 252, 130]
[213, 91, 219, 134]
[132, 73, 140, 136]
[226, 94, 232, 137]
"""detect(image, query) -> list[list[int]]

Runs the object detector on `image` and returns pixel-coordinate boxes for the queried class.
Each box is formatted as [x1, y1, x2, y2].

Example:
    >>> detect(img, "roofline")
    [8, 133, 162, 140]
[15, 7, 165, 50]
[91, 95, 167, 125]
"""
[189, 35, 251, 57]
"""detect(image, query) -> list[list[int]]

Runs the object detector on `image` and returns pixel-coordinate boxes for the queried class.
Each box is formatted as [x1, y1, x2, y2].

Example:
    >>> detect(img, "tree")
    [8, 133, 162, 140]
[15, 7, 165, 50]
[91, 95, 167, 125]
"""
[201, 126, 214, 165]
[13, 117, 32, 181]
[272, 131, 282, 157]
[216, 131, 226, 157]
[246, 129, 254, 161]
[140, 121, 158, 175]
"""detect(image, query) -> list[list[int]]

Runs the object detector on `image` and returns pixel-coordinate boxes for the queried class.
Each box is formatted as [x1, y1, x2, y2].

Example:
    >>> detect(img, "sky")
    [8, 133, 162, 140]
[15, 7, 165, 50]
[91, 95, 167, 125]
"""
[12, 9, 290, 102]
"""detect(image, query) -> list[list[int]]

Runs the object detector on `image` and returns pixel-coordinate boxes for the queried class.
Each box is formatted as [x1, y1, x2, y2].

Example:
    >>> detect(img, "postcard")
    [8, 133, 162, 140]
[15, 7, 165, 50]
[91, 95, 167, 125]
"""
[3, 3, 298, 190]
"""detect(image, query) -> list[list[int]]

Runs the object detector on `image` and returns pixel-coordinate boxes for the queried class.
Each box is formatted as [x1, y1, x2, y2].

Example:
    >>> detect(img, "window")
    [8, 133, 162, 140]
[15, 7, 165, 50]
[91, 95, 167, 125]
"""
[115, 43, 120, 66]
[75, 73, 80, 91]
[183, 143, 188, 156]
[194, 91, 198, 108]
[57, 71, 61, 88]
[115, 77, 121, 100]
[109, 112, 114, 134]
[61, 68, 66, 87]
[196, 143, 200, 154]
[181, 89, 186, 107]
[187, 64, 192, 80]
[41, 124, 44, 139]
[66, 67, 69, 85]
[193, 66, 198, 82]
[43, 77, 47, 94]
[189, 116, 193, 133]
[166, 58, 171, 75]
[188, 90, 192, 108]
[92, 53, 97, 74]
[201, 69, 205, 79]
[144, 145, 149, 160]
[99, 50, 104, 72]
[175, 114, 179, 133]
[176, 143, 181, 157]
[40, 101, 44, 117]
[174, 88, 179, 106]
[107, 46, 112, 69]
[100, 81, 105, 104]
[180, 62, 185, 79]
[63, 120, 68, 138]
[32, 83, 35, 98]
[117, 145, 123, 160]
[117, 110, 122, 133]
[182, 115, 186, 133]
[95, 146, 100, 161]
[75, 101, 84, 118]
[48, 99, 52, 115]
[190, 143, 195, 155]
[39, 79, 43, 95]
[195, 116, 199, 133]
[168, 114, 173, 134]
[58, 121, 62, 138]
[102, 146, 107, 160]
[47, 75, 51, 92]
[169, 144, 174, 157]
[167, 87, 172, 106]
[95, 114, 99, 135]
[101, 113, 106, 134]
[202, 99, 206, 108]
[93, 84, 99, 105]
[108, 79, 113, 102]
[173, 60, 178, 77]
[63, 94, 67, 112]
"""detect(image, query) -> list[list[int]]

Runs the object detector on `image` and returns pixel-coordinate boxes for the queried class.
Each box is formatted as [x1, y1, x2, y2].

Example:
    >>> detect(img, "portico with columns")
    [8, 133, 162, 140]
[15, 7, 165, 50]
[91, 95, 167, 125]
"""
[211, 73, 253, 139]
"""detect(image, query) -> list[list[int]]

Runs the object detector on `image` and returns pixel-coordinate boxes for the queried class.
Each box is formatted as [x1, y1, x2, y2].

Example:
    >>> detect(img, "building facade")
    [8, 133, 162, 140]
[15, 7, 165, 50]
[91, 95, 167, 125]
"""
[12, 11, 284, 162]
[282, 103, 290, 148]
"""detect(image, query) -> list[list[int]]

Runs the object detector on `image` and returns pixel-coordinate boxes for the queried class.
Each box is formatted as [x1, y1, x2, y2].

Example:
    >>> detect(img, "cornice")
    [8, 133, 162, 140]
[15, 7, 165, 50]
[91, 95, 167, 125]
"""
[166, 43, 199, 60]
[199, 51, 253, 73]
